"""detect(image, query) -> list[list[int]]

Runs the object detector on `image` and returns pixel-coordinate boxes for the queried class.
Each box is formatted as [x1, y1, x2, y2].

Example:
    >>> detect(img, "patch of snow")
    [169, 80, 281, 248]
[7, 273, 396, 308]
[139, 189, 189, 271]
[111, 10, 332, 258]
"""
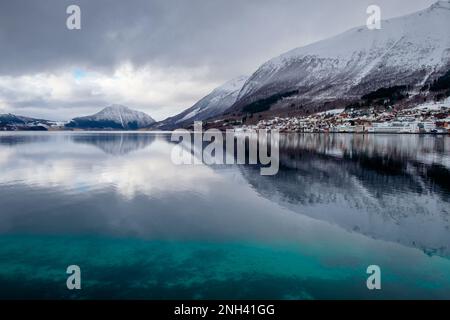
[316, 108, 345, 116]
[414, 97, 450, 110]
[177, 107, 201, 123]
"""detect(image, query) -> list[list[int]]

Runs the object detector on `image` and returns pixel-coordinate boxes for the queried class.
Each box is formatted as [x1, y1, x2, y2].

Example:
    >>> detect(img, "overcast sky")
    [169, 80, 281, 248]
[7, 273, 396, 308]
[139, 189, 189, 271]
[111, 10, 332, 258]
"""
[0, 0, 437, 121]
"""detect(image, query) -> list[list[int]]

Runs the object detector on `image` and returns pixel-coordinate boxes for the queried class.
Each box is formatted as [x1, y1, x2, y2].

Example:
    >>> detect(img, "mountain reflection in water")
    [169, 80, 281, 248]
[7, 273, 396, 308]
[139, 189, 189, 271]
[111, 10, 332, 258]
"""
[71, 132, 155, 155]
[239, 134, 450, 257]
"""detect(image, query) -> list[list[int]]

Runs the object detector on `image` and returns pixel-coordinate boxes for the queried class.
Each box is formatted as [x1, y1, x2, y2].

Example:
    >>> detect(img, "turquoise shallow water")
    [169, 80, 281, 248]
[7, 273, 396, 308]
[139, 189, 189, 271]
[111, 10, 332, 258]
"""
[0, 132, 449, 299]
[1, 235, 450, 299]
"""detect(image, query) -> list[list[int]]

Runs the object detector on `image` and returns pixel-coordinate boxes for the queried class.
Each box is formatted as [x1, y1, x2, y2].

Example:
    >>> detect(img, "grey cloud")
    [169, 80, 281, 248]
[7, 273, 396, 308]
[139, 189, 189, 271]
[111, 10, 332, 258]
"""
[0, 0, 436, 77]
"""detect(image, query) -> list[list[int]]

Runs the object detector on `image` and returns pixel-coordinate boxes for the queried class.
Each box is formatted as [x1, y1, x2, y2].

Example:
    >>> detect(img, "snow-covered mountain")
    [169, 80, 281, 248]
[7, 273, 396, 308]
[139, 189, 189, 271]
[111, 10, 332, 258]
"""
[66, 105, 155, 130]
[0, 114, 54, 131]
[230, 1, 450, 114]
[154, 76, 248, 130]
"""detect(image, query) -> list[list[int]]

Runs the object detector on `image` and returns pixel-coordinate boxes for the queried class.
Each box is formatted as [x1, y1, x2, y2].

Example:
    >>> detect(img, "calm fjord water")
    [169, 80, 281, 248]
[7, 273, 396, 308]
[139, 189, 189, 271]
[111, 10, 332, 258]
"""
[0, 132, 449, 299]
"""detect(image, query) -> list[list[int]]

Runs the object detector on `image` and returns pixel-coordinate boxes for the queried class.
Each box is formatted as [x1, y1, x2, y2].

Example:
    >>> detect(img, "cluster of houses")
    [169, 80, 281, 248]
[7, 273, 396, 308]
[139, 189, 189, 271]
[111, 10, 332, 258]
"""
[246, 101, 450, 134]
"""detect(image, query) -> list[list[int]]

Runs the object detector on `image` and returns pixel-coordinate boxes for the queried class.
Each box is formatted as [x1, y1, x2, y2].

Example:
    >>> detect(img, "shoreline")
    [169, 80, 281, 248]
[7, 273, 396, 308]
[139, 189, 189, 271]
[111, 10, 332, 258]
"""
[0, 129, 449, 135]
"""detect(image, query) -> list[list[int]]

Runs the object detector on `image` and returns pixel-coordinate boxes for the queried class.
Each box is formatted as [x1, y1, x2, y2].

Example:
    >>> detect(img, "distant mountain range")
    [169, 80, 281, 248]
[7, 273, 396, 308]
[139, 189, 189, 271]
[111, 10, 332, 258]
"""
[0, 114, 57, 131]
[1, 105, 156, 131]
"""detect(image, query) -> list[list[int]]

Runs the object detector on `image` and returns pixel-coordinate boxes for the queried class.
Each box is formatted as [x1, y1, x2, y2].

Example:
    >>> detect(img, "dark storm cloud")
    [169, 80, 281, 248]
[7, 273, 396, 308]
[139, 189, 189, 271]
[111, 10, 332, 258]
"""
[0, 0, 436, 77]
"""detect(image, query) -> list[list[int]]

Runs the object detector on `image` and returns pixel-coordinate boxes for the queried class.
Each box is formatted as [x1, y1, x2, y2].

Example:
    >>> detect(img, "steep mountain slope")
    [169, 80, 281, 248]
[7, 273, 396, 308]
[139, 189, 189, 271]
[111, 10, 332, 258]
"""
[66, 105, 155, 130]
[230, 1, 450, 115]
[154, 76, 248, 130]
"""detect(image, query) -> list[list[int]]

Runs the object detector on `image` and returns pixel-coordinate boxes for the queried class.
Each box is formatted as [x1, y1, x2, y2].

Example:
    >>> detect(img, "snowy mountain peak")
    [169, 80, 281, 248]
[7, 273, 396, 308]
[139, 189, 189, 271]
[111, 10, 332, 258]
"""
[101, 104, 131, 112]
[66, 104, 155, 130]
[96, 104, 143, 119]
[231, 2, 450, 114]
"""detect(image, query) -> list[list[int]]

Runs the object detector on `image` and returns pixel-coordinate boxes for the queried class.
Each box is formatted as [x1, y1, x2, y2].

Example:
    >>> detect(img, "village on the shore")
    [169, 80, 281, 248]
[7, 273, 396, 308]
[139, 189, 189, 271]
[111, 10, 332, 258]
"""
[237, 98, 450, 134]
